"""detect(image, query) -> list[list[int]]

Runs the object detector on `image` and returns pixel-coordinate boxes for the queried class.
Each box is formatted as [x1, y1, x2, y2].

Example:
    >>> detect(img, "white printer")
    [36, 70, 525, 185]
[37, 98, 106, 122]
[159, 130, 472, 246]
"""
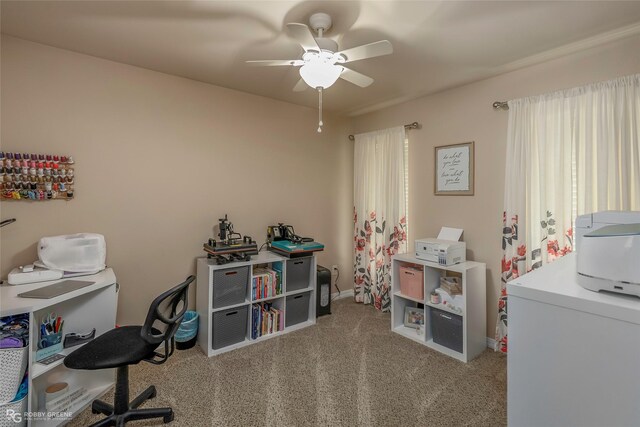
[576, 211, 640, 297]
[415, 238, 466, 266]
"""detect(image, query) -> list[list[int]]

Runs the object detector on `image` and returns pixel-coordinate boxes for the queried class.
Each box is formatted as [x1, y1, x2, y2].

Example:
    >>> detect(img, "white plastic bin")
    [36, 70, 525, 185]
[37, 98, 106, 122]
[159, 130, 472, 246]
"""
[0, 345, 28, 404]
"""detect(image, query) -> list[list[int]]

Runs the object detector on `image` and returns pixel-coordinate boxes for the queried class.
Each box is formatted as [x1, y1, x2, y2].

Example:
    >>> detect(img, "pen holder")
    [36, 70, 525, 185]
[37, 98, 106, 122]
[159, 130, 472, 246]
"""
[39, 333, 62, 350]
[36, 332, 63, 362]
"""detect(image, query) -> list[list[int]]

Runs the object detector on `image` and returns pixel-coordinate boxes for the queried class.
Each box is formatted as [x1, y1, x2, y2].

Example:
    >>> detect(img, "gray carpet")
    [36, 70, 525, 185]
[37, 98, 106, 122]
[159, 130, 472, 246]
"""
[70, 298, 506, 426]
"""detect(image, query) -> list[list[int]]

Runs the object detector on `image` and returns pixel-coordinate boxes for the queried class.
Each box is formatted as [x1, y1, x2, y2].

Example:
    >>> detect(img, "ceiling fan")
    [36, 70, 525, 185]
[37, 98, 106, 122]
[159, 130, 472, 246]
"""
[247, 12, 393, 132]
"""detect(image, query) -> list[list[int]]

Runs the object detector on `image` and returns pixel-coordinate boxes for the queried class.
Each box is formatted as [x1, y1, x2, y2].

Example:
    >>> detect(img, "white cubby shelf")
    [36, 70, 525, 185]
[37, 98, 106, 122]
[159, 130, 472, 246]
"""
[196, 251, 317, 357]
[0, 269, 118, 427]
[391, 253, 486, 363]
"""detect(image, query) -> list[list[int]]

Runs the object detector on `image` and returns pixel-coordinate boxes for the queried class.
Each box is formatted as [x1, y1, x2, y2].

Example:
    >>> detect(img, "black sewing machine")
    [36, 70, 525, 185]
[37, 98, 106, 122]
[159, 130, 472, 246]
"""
[203, 215, 258, 264]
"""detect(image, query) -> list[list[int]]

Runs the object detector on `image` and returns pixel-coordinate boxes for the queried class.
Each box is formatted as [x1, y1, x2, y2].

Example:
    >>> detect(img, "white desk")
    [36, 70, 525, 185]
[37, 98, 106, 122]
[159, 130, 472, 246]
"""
[507, 253, 640, 427]
[0, 269, 117, 427]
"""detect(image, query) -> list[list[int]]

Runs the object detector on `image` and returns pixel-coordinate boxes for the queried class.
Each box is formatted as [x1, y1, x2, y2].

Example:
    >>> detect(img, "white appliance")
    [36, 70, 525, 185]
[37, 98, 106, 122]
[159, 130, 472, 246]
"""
[508, 253, 640, 427]
[578, 223, 640, 297]
[8, 233, 106, 285]
[415, 238, 466, 266]
[575, 210, 640, 248]
[575, 211, 640, 297]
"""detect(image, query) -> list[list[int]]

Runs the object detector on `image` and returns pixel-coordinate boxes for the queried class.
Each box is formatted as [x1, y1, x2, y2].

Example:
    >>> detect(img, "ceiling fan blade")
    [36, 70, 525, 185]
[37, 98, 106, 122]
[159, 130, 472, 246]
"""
[340, 67, 374, 88]
[246, 59, 304, 66]
[293, 78, 308, 92]
[286, 23, 320, 52]
[337, 40, 393, 63]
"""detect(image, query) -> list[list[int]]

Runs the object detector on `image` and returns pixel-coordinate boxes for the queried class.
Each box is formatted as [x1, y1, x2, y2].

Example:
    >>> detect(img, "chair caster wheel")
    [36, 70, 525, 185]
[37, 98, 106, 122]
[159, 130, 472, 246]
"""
[163, 412, 174, 423]
[149, 387, 157, 399]
[92, 409, 99, 414]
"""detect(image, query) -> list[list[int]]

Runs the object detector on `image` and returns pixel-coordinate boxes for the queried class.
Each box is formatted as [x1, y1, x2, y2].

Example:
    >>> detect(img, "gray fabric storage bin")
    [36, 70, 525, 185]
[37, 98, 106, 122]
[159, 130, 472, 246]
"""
[212, 305, 248, 350]
[286, 257, 311, 292]
[212, 266, 249, 309]
[431, 308, 463, 353]
[285, 292, 310, 327]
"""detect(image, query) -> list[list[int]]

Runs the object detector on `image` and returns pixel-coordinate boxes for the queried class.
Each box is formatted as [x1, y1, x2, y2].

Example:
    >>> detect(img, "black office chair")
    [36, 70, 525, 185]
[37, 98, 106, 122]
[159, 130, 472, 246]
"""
[64, 275, 195, 427]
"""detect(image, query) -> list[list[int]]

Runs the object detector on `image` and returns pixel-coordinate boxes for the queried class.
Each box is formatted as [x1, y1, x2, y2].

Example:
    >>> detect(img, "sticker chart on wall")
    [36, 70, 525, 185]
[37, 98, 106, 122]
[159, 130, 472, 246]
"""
[1, 152, 75, 200]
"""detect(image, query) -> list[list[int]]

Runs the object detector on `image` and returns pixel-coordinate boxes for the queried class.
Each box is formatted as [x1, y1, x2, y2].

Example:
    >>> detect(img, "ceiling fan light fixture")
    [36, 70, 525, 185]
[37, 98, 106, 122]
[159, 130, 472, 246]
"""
[299, 59, 343, 89]
[247, 12, 393, 133]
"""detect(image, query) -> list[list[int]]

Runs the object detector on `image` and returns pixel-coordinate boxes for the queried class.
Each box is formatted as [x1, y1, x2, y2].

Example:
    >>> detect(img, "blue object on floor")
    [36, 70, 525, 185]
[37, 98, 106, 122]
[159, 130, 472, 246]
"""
[175, 311, 198, 343]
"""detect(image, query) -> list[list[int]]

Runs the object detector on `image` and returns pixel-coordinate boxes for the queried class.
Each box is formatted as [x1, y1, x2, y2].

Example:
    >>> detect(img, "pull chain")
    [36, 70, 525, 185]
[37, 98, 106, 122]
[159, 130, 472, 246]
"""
[317, 87, 323, 133]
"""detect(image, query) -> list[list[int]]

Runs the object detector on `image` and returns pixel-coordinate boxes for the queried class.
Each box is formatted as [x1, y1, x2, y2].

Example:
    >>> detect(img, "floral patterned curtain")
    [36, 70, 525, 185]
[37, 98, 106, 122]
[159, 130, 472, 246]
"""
[353, 126, 407, 311]
[496, 74, 640, 353]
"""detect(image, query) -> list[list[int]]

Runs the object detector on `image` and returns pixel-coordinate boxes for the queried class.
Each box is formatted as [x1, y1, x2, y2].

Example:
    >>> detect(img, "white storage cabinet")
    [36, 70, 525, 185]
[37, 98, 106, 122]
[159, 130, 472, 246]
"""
[196, 252, 317, 357]
[508, 253, 640, 427]
[390, 253, 486, 363]
[0, 270, 117, 427]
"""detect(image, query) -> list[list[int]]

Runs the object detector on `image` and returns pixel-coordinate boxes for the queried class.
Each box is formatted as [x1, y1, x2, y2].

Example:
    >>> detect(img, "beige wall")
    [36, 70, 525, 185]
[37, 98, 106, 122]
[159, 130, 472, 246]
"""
[0, 36, 353, 324]
[3, 32, 640, 337]
[351, 34, 640, 339]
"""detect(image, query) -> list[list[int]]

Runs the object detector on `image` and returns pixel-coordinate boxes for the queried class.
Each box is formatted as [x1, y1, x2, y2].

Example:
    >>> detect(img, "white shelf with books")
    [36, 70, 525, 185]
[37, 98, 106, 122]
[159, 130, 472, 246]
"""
[250, 299, 284, 340]
[251, 262, 283, 302]
[196, 252, 317, 357]
[391, 253, 486, 363]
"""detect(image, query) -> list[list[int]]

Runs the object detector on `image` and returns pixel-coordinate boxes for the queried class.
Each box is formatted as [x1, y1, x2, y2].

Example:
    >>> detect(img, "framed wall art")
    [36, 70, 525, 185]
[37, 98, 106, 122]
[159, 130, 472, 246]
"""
[434, 141, 474, 196]
[403, 306, 424, 329]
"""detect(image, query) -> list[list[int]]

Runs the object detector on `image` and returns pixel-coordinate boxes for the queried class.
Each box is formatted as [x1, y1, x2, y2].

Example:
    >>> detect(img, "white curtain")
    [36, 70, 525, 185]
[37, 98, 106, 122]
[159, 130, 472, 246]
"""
[353, 126, 407, 311]
[496, 74, 640, 353]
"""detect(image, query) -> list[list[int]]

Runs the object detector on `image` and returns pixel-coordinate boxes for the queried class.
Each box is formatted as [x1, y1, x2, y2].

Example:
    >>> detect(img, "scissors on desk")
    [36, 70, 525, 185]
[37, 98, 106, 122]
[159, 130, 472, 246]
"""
[41, 312, 63, 336]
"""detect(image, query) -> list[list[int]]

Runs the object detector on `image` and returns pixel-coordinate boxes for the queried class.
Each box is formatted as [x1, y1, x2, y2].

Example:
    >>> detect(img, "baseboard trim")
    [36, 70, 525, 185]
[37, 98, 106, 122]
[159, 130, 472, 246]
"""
[332, 289, 354, 300]
[486, 337, 496, 350]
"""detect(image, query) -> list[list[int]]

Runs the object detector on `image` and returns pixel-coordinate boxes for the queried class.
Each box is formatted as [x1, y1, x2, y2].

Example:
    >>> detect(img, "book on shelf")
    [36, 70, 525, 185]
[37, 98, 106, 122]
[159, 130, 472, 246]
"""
[251, 302, 283, 339]
[272, 261, 283, 274]
[252, 267, 282, 300]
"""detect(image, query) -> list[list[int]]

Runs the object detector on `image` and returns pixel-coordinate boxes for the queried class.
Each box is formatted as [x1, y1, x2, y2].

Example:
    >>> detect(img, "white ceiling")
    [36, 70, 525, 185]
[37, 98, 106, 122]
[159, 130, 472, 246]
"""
[3, 1, 640, 115]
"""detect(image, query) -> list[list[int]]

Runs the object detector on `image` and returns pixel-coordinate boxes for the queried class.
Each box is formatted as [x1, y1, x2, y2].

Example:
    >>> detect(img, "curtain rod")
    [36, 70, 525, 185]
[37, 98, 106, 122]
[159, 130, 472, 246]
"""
[493, 101, 509, 110]
[348, 122, 421, 141]
[0, 218, 16, 228]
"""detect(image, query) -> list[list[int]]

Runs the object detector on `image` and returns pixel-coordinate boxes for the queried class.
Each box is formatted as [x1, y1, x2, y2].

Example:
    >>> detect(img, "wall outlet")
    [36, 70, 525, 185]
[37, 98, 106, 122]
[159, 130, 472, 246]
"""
[330, 265, 339, 287]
